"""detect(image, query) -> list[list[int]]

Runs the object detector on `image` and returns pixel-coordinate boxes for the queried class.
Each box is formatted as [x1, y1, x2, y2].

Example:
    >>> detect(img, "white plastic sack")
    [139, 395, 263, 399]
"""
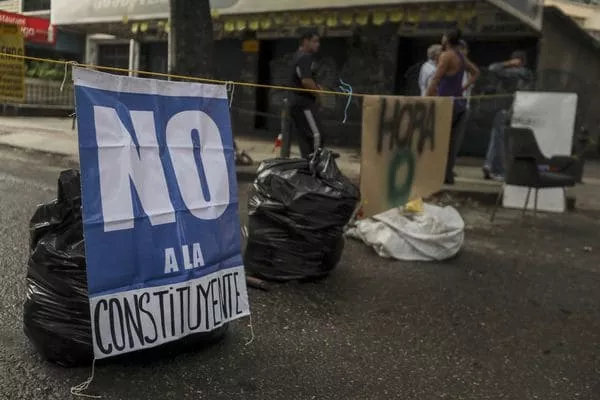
[345, 204, 464, 261]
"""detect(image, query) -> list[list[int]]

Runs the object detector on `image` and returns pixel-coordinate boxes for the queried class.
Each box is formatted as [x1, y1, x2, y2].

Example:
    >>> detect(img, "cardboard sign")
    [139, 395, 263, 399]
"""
[73, 67, 250, 359]
[361, 95, 453, 218]
[0, 24, 25, 103]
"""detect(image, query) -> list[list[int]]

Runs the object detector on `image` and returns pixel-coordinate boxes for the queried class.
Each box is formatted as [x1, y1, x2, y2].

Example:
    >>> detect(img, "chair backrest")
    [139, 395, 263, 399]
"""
[505, 127, 541, 187]
[507, 127, 548, 164]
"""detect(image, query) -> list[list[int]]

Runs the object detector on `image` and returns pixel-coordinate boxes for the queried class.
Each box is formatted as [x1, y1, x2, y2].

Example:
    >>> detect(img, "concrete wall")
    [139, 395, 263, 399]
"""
[545, 0, 600, 30]
[537, 8, 600, 150]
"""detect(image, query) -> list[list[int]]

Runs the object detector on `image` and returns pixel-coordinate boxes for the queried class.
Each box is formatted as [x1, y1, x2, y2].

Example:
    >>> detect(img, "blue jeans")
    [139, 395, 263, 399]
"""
[484, 110, 508, 177]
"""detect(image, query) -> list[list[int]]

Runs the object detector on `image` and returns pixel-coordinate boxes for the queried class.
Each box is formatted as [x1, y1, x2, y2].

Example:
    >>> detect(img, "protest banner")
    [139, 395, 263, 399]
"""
[360, 95, 453, 218]
[73, 67, 250, 360]
[0, 23, 25, 102]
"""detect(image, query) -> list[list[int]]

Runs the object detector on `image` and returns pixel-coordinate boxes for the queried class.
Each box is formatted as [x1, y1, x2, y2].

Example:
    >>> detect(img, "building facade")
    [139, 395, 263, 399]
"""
[537, 6, 600, 152]
[49, 0, 546, 147]
[0, 0, 86, 62]
[0, 0, 85, 113]
[545, 0, 600, 38]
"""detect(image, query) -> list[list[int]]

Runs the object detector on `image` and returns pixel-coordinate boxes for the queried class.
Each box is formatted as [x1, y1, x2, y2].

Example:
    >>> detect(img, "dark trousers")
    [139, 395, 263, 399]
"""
[289, 103, 323, 159]
[445, 107, 469, 182]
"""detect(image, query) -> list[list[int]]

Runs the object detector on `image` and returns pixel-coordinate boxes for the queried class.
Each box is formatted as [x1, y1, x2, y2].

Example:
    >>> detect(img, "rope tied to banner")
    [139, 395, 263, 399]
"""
[70, 358, 101, 399]
[60, 61, 78, 93]
[245, 313, 255, 346]
[225, 81, 236, 108]
[338, 78, 353, 124]
[0, 51, 517, 101]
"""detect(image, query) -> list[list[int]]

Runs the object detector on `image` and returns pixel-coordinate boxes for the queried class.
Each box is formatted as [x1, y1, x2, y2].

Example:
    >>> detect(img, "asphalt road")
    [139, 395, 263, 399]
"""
[1, 147, 599, 400]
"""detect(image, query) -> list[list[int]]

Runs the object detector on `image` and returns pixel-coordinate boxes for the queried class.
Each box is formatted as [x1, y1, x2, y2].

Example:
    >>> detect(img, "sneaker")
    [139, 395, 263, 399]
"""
[490, 174, 505, 182]
[482, 167, 491, 180]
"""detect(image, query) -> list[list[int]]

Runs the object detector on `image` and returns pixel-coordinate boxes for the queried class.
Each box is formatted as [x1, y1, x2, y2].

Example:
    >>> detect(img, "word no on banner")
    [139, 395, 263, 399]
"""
[360, 95, 453, 218]
[0, 24, 24, 102]
[73, 67, 250, 359]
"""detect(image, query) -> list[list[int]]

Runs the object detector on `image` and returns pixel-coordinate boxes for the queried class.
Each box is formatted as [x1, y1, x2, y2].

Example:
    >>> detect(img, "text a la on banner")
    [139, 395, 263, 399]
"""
[73, 67, 250, 360]
[0, 23, 25, 103]
[360, 95, 453, 218]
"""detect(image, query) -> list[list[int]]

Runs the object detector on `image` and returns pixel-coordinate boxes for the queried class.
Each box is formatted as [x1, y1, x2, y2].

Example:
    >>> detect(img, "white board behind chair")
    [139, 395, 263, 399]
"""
[503, 91, 578, 213]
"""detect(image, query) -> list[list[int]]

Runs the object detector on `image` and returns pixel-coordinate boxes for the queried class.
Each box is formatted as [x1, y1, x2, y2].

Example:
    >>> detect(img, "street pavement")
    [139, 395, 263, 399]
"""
[1, 146, 600, 399]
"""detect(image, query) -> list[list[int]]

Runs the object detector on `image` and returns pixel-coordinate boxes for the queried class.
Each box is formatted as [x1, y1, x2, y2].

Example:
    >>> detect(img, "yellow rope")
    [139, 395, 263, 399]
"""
[3, 52, 515, 100]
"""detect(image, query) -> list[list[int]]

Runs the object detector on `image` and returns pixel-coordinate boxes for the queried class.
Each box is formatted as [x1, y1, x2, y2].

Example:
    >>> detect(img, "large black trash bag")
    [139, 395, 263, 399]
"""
[23, 169, 93, 367]
[244, 149, 360, 281]
[24, 170, 228, 367]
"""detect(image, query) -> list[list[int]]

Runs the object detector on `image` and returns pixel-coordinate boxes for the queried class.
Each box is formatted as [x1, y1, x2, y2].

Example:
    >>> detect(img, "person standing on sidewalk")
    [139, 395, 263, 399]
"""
[289, 29, 325, 160]
[418, 44, 442, 96]
[482, 51, 533, 181]
[426, 29, 480, 184]
[450, 39, 474, 179]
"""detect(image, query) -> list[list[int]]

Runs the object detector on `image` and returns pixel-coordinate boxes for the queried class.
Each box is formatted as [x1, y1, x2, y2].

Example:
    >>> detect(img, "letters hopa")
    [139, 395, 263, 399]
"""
[360, 95, 454, 218]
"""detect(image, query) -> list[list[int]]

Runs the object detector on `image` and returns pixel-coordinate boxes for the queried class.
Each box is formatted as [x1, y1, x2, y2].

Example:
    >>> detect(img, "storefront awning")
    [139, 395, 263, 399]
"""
[0, 10, 56, 45]
[52, 1, 481, 26]
[51, 0, 542, 36]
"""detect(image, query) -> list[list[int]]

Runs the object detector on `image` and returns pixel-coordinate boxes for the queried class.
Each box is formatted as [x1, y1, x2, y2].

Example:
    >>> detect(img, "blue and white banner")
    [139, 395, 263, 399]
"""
[73, 67, 250, 359]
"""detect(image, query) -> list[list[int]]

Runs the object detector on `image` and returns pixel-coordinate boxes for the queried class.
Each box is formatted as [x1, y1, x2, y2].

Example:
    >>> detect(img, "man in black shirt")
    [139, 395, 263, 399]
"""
[289, 29, 323, 159]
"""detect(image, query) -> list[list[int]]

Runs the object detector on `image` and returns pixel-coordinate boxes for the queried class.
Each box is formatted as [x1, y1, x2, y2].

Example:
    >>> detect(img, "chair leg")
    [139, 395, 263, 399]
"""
[490, 185, 505, 222]
[533, 188, 538, 219]
[522, 187, 532, 219]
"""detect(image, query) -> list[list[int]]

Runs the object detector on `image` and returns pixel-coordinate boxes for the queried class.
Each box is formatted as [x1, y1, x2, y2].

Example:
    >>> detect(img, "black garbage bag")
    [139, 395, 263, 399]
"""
[244, 149, 360, 281]
[24, 170, 228, 367]
[23, 169, 93, 367]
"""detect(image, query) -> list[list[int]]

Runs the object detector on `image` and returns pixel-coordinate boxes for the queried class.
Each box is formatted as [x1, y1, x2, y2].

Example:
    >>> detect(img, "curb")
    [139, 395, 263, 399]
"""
[0, 143, 579, 211]
[0, 143, 79, 168]
[0, 123, 75, 135]
[0, 142, 263, 183]
[438, 188, 577, 211]
[219, 166, 580, 211]
[236, 165, 259, 183]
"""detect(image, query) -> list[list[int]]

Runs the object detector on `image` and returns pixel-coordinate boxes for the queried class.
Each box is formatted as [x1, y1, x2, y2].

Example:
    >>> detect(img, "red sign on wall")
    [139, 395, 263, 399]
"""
[0, 11, 55, 46]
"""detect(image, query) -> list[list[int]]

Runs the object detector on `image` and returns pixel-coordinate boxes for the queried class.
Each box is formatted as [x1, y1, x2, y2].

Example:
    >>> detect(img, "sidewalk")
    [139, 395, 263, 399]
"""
[0, 116, 362, 176]
[1, 116, 599, 210]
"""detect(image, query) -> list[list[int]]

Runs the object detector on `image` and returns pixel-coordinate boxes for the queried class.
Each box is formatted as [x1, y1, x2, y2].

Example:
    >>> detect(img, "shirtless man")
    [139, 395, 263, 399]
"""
[426, 29, 480, 185]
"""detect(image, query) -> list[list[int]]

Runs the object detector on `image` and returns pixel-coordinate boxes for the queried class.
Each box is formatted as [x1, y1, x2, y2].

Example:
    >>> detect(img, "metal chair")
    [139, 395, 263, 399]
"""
[511, 126, 581, 180]
[490, 127, 576, 222]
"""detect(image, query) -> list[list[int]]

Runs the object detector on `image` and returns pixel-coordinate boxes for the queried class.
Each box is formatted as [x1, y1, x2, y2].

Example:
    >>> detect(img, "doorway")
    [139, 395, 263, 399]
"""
[140, 41, 168, 78]
[394, 37, 437, 96]
[97, 43, 129, 75]
[255, 40, 274, 131]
